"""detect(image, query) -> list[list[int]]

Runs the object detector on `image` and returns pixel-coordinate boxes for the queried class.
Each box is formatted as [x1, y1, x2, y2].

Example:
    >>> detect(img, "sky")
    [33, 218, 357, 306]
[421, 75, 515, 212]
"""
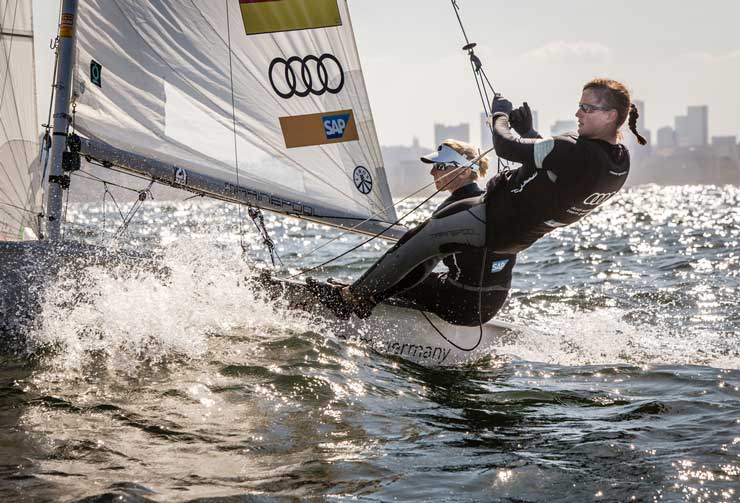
[33, 0, 740, 148]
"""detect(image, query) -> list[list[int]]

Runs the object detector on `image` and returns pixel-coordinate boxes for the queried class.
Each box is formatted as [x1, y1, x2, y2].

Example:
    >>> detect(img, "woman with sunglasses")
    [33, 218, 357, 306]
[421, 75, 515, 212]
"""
[314, 78, 645, 321]
[483, 78, 646, 254]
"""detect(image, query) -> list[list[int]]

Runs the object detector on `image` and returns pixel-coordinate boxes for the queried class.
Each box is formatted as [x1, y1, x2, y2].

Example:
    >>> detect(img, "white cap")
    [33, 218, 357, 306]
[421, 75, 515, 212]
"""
[420, 144, 480, 172]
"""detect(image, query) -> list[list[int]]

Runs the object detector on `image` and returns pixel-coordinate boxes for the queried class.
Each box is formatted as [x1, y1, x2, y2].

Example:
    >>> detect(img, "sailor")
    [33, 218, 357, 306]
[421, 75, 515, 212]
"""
[365, 139, 516, 326]
[317, 78, 646, 321]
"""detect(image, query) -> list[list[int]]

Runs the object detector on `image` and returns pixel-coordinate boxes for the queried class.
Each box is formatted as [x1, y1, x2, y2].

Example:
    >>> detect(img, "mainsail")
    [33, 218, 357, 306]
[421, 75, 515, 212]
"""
[71, 0, 404, 239]
[0, 0, 40, 241]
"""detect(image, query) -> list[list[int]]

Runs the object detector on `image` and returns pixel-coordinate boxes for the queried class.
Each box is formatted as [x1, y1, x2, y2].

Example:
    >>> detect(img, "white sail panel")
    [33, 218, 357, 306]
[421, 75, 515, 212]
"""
[0, 0, 40, 241]
[72, 0, 398, 232]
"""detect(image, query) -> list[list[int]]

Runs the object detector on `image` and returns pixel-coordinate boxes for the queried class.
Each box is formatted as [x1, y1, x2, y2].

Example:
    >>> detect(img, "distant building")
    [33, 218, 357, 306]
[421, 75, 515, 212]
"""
[675, 105, 708, 147]
[657, 126, 676, 149]
[435, 123, 469, 147]
[382, 137, 434, 197]
[550, 120, 577, 136]
[480, 113, 492, 150]
[711, 136, 738, 160]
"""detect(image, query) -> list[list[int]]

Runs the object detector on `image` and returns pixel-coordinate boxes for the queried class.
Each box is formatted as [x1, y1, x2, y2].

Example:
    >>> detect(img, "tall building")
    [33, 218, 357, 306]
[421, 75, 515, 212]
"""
[657, 126, 675, 148]
[480, 113, 492, 150]
[435, 123, 469, 147]
[550, 120, 577, 136]
[675, 105, 708, 147]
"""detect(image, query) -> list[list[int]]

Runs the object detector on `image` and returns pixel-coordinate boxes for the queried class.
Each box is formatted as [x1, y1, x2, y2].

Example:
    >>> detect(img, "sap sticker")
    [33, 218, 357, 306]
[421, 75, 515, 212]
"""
[490, 259, 509, 273]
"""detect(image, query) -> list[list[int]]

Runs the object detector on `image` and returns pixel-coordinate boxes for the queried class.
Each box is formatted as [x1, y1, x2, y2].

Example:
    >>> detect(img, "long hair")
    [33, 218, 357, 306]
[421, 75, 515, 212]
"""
[583, 78, 647, 145]
[440, 138, 490, 178]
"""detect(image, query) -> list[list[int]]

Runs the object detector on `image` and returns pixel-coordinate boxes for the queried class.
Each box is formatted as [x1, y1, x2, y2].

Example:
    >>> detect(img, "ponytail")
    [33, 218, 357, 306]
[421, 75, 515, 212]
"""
[628, 104, 647, 146]
[584, 78, 648, 147]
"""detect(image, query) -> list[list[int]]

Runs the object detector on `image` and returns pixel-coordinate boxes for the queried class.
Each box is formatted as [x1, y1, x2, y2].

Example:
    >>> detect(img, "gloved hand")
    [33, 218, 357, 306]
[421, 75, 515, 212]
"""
[510, 102, 536, 136]
[491, 93, 512, 116]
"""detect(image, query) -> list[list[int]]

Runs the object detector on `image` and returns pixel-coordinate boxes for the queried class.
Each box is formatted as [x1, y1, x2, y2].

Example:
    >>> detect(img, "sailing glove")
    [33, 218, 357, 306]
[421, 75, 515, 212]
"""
[510, 102, 539, 138]
[491, 94, 513, 116]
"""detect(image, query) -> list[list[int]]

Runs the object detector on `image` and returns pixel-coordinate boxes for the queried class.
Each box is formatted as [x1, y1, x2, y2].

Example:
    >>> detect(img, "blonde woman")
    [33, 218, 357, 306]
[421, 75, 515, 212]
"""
[370, 139, 515, 326]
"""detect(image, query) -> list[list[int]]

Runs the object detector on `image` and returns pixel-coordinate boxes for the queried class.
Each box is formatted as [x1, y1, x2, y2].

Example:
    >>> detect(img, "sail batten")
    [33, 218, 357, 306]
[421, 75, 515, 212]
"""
[73, 0, 399, 238]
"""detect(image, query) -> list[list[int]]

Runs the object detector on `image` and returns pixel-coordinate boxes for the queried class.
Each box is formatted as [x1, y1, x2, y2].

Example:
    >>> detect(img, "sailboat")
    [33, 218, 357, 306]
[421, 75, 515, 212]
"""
[0, 0, 521, 365]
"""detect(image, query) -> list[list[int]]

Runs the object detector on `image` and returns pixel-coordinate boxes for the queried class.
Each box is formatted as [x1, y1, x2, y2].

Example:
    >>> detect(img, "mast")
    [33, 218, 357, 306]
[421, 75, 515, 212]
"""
[44, 0, 78, 241]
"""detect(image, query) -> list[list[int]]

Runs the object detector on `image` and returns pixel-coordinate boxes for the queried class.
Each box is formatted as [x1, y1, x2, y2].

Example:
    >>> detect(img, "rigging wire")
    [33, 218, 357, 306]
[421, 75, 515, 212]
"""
[450, 0, 511, 175]
[286, 156, 484, 280]
[407, 1, 508, 349]
[225, 0, 248, 254]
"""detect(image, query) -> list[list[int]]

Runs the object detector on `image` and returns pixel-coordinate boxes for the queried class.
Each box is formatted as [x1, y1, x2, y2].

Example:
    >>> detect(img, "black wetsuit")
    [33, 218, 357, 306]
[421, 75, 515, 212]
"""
[348, 114, 630, 321]
[388, 183, 515, 326]
[485, 113, 631, 253]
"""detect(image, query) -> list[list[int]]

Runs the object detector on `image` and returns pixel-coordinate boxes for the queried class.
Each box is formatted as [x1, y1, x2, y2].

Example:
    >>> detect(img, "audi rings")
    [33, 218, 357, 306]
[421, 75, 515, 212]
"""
[268, 53, 345, 99]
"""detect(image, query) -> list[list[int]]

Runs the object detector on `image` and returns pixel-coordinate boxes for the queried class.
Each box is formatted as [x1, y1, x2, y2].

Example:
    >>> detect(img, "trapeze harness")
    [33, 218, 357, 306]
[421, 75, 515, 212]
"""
[348, 113, 631, 309]
[375, 182, 516, 327]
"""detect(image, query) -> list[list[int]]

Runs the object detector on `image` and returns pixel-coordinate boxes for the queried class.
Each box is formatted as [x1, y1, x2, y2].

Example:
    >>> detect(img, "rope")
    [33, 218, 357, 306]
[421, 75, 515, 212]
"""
[418, 247, 487, 353]
[297, 172, 449, 261]
[225, 0, 247, 253]
[286, 146, 492, 280]
[247, 206, 283, 267]
[0, 199, 40, 215]
[406, 1, 507, 349]
[450, 1, 513, 173]
[112, 181, 154, 240]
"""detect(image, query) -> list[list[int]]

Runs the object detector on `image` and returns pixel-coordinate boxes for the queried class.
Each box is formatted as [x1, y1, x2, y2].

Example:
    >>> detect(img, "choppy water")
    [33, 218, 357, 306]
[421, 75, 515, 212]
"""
[1, 184, 739, 502]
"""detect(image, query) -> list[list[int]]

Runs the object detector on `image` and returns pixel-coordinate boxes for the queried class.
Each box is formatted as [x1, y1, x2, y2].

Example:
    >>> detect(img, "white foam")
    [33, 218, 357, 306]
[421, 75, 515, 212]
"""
[496, 307, 740, 369]
[27, 238, 321, 373]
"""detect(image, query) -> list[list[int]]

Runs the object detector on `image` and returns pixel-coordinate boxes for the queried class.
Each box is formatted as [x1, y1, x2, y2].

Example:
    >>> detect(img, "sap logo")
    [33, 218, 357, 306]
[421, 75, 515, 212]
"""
[490, 259, 509, 273]
[323, 113, 350, 139]
[583, 191, 616, 206]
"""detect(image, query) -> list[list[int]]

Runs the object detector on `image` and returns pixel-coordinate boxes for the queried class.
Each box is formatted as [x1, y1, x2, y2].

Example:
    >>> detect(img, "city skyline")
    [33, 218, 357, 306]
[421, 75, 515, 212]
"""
[412, 101, 731, 152]
[349, 1, 740, 147]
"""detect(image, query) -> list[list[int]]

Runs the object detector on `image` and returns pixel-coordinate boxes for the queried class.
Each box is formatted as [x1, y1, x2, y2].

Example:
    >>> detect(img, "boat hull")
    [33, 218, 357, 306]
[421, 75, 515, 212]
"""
[259, 277, 521, 366]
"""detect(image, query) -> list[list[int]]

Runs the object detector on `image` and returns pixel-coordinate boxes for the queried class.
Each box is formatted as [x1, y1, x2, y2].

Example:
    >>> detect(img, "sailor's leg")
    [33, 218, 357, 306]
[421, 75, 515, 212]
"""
[349, 198, 486, 299]
[399, 276, 510, 326]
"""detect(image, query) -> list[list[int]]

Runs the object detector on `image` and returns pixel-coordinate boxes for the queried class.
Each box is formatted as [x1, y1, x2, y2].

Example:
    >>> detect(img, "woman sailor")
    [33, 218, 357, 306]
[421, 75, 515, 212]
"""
[330, 139, 517, 326]
[317, 78, 646, 321]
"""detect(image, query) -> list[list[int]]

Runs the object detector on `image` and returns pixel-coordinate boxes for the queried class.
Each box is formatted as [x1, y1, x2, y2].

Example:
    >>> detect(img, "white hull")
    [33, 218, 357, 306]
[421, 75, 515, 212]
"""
[265, 277, 522, 366]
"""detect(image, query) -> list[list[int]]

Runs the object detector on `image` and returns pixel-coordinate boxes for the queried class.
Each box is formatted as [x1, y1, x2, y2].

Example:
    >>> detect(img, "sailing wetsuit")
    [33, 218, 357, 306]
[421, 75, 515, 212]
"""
[379, 183, 515, 326]
[349, 113, 630, 316]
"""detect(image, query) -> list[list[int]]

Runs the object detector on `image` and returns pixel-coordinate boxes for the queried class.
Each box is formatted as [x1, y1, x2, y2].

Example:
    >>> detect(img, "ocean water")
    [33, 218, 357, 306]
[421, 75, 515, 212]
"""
[1, 184, 739, 502]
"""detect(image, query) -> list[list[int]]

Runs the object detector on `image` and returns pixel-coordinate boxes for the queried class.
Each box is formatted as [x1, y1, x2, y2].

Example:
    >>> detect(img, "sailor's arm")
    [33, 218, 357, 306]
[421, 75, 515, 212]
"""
[491, 113, 538, 165]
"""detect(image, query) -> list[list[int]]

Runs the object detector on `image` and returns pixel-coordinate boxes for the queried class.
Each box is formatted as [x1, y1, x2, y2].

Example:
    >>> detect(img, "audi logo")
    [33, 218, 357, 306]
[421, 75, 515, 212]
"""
[268, 53, 345, 99]
[583, 191, 616, 205]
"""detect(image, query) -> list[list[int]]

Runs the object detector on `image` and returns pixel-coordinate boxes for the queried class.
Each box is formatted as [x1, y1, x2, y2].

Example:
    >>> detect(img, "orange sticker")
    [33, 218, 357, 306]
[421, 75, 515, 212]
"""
[280, 110, 359, 149]
[59, 12, 75, 38]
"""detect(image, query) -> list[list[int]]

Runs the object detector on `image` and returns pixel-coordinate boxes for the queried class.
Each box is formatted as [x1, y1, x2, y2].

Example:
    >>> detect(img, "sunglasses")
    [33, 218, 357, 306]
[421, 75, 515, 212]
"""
[433, 162, 467, 172]
[578, 102, 613, 113]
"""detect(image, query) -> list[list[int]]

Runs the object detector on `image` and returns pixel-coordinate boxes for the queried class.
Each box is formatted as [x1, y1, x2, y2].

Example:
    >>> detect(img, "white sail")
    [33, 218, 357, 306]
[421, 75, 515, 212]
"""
[72, 0, 403, 238]
[0, 0, 40, 241]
